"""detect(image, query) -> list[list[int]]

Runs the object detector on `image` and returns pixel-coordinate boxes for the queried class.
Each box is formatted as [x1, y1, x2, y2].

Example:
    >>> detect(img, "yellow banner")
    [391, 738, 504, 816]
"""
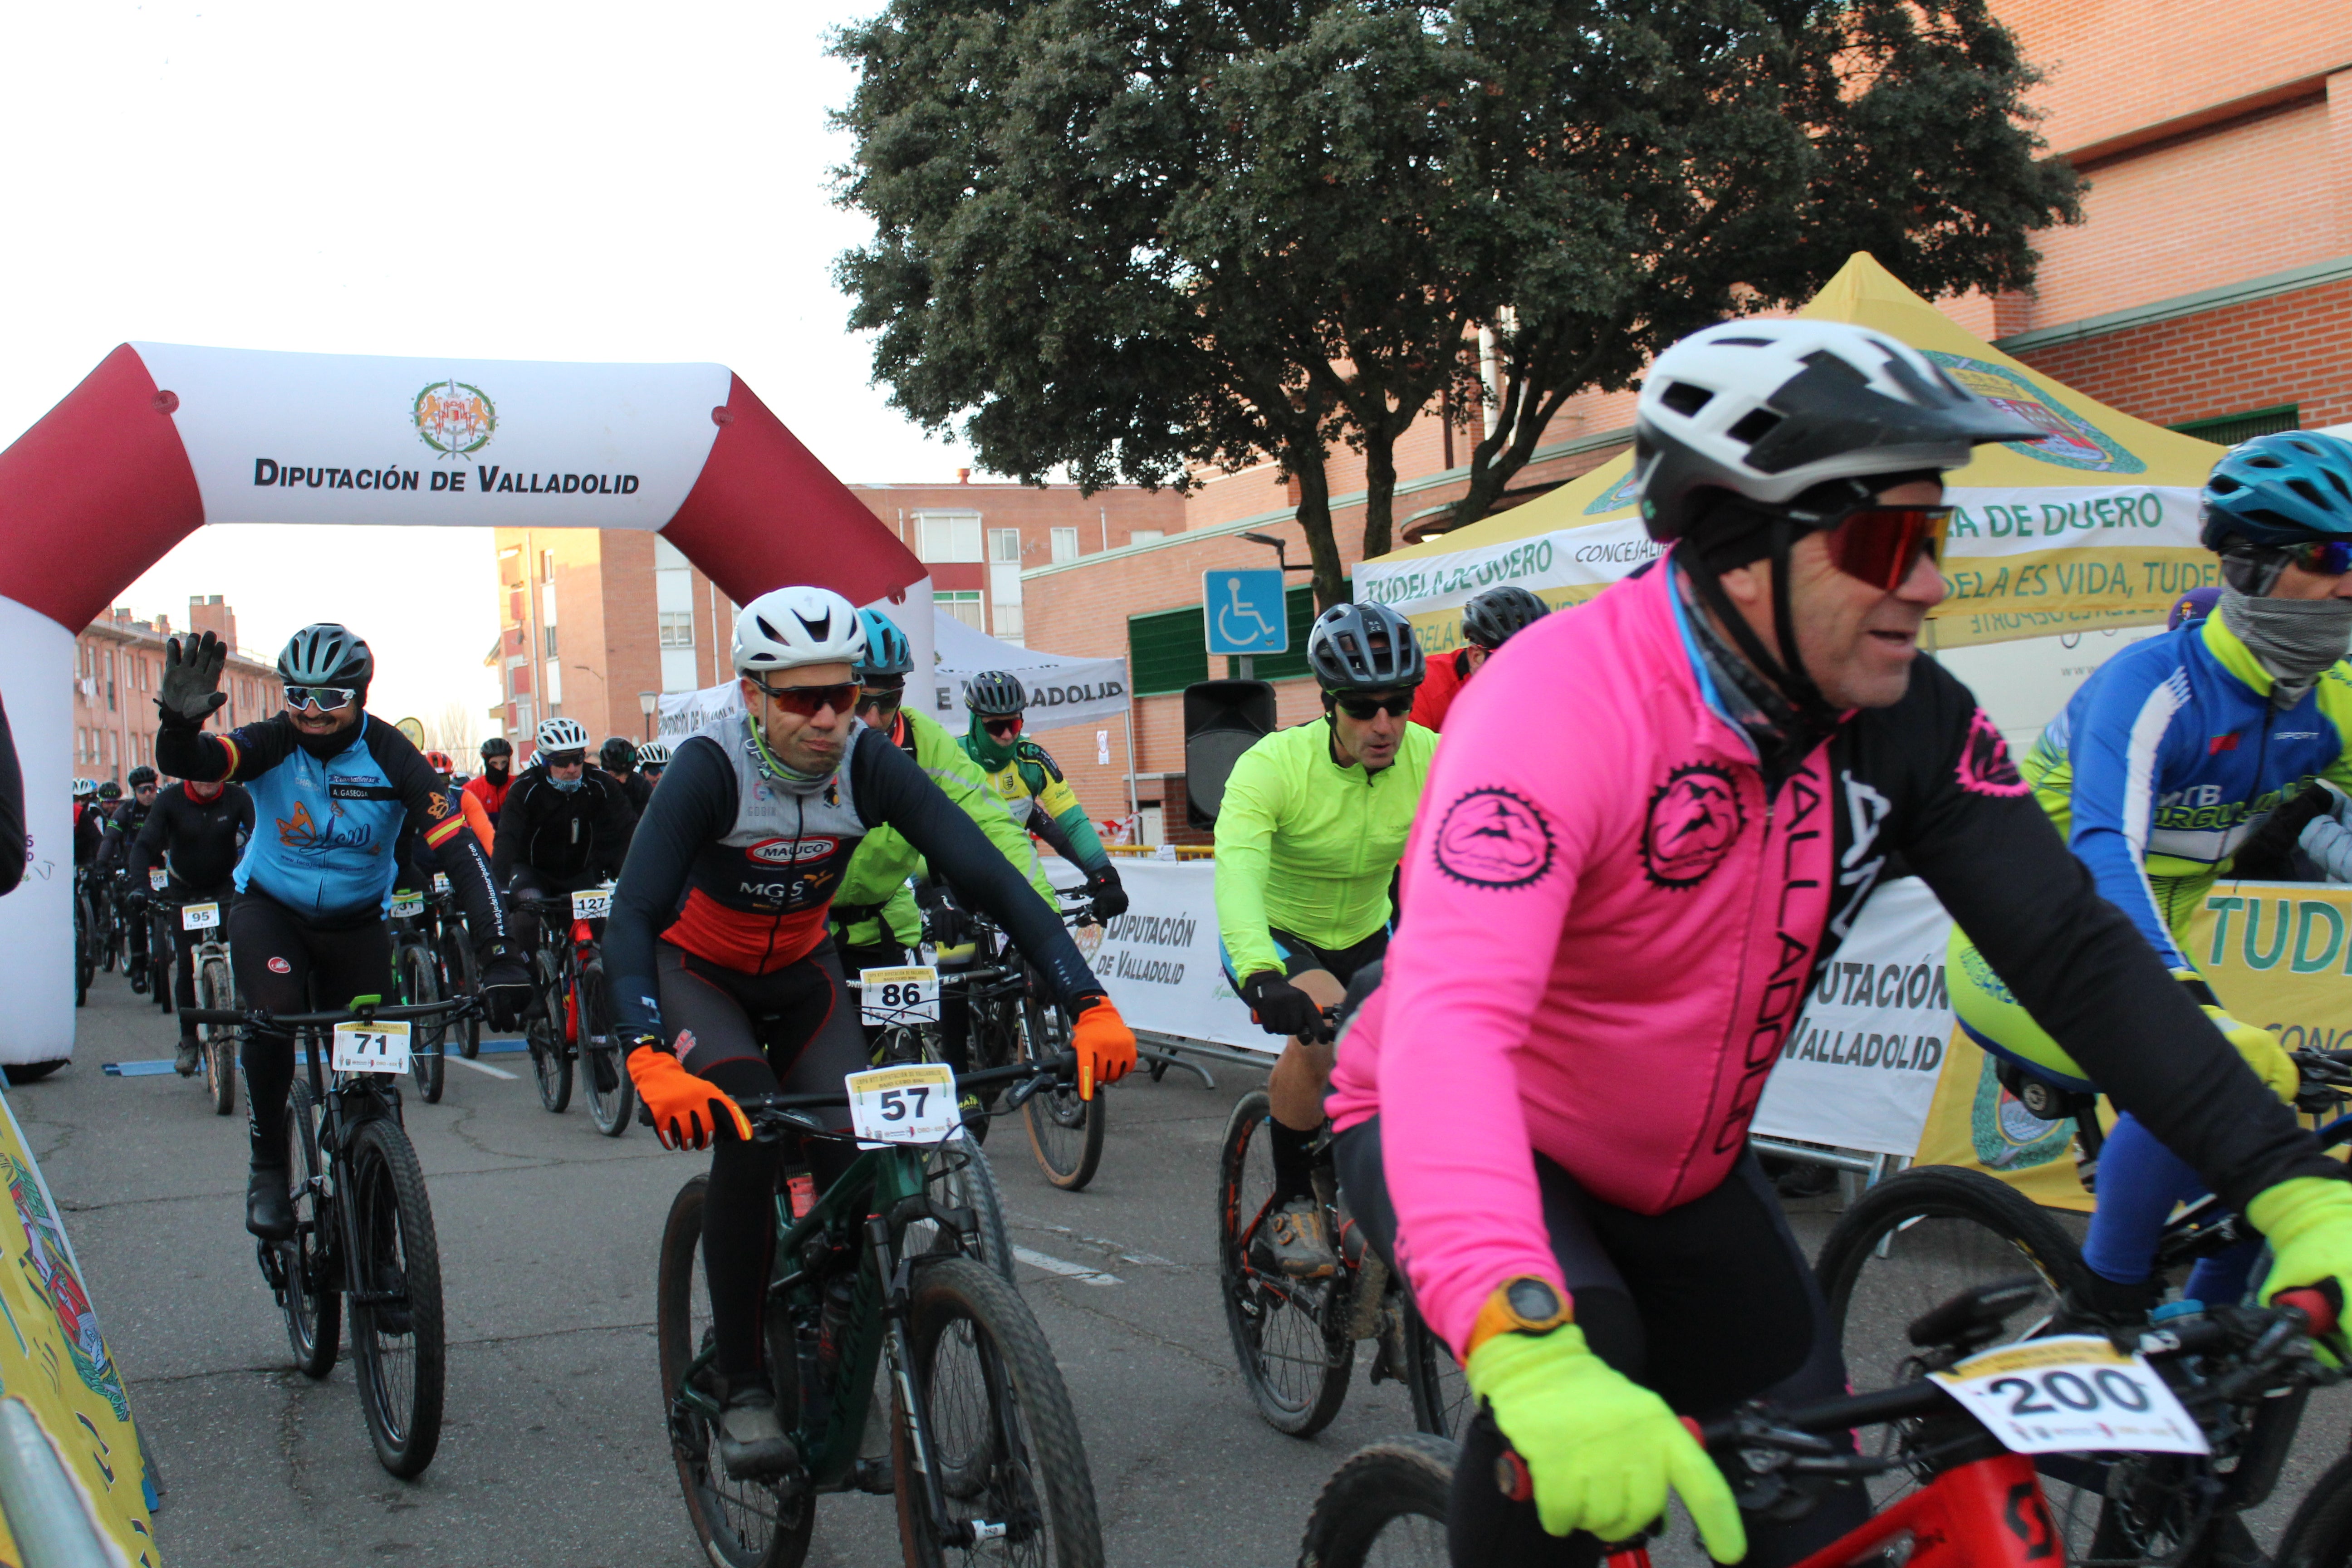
[1913, 1028, 2101, 1212]
[0, 1088, 159, 1564]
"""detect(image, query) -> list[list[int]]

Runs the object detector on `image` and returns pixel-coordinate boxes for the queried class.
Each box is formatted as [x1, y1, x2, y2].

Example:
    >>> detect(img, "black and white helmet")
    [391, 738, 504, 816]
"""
[277, 622, 373, 692]
[536, 716, 591, 754]
[732, 586, 865, 676]
[636, 741, 672, 768]
[1306, 603, 1425, 691]
[1632, 319, 2040, 541]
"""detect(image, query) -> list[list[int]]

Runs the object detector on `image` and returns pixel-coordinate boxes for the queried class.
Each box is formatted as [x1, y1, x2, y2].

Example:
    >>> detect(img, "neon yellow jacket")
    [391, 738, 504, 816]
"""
[1213, 716, 1437, 982]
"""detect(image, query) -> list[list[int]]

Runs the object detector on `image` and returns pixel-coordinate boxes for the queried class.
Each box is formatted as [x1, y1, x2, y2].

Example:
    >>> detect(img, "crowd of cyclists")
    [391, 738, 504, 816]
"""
[52, 314, 2352, 1564]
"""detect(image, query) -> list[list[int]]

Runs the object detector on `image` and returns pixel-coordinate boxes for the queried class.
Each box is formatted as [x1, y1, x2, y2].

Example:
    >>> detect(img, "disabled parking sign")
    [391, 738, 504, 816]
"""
[1203, 568, 1289, 656]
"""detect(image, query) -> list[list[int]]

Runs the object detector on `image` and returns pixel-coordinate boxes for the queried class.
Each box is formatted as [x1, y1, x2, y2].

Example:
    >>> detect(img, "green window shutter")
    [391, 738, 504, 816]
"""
[1129, 605, 1208, 696]
[1225, 581, 1346, 681]
[2170, 405, 2300, 446]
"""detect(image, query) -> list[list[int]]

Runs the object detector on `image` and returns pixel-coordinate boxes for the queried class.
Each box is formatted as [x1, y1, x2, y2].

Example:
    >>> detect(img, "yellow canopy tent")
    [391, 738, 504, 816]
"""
[1357, 252, 2228, 650]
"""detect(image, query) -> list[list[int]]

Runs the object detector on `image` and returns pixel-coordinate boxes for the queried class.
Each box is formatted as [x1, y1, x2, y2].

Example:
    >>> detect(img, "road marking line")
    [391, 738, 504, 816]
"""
[1013, 1247, 1122, 1287]
[452, 1055, 519, 1081]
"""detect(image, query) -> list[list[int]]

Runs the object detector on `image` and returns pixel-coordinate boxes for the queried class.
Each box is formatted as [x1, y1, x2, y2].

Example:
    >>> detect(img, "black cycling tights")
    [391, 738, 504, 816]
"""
[1334, 1121, 1868, 1568]
[657, 939, 870, 1387]
[229, 895, 392, 1165]
[167, 881, 235, 1031]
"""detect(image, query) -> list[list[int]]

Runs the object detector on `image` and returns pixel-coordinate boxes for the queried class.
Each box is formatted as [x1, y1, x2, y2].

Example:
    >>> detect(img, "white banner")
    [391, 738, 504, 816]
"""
[1752, 877, 1956, 1156]
[1072, 859, 1273, 1053]
[930, 611, 1130, 735]
[133, 343, 730, 530]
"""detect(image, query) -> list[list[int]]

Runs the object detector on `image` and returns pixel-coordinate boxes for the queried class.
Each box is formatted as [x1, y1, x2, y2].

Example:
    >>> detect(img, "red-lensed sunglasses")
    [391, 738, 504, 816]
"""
[1823, 506, 1955, 593]
[748, 676, 859, 717]
[982, 716, 1024, 739]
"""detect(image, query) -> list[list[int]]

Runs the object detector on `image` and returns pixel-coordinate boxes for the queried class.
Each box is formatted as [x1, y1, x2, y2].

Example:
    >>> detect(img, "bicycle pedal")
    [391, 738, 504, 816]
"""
[852, 1455, 894, 1494]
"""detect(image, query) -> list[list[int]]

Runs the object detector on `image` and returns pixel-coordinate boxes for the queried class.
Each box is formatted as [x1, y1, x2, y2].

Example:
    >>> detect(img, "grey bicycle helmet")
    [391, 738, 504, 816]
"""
[964, 671, 1027, 716]
[1461, 586, 1550, 651]
[277, 622, 373, 694]
[1306, 603, 1425, 691]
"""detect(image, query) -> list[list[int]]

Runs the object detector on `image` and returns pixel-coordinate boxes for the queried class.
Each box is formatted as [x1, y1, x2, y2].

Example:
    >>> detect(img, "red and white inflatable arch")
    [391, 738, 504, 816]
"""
[0, 343, 933, 1064]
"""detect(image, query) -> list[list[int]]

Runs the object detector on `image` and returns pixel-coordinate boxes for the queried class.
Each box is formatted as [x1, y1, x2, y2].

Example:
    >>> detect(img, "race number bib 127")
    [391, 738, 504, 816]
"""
[859, 965, 941, 1025]
[331, 1020, 413, 1075]
[572, 885, 616, 921]
[181, 902, 220, 931]
[1929, 1335, 2207, 1455]
[845, 1063, 958, 1146]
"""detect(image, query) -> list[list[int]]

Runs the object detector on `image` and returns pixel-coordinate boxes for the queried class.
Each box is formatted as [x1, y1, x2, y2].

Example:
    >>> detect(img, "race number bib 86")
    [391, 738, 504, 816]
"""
[1930, 1335, 2206, 1455]
[859, 966, 940, 1025]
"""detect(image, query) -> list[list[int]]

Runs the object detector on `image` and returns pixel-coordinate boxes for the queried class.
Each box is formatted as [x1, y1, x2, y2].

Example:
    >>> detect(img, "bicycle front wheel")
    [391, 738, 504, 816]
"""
[2275, 1449, 2352, 1567]
[1216, 1091, 1352, 1437]
[440, 926, 480, 1058]
[577, 965, 632, 1137]
[398, 941, 445, 1105]
[528, 942, 573, 1113]
[199, 957, 236, 1117]
[346, 1117, 447, 1478]
[891, 1255, 1103, 1568]
[1401, 1305, 1470, 1440]
[903, 1131, 1016, 1284]
[283, 1079, 340, 1378]
[1016, 995, 1103, 1191]
[1296, 1434, 1455, 1568]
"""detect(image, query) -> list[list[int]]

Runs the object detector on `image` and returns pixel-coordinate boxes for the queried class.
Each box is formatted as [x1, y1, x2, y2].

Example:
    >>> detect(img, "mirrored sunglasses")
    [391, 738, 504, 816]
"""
[2285, 539, 2352, 577]
[751, 678, 859, 717]
[284, 684, 359, 711]
[1823, 506, 1955, 593]
[982, 716, 1024, 738]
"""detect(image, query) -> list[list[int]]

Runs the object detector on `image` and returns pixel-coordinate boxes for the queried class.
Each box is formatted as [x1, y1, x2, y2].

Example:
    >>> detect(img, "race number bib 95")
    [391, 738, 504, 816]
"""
[859, 965, 941, 1025]
[332, 1020, 413, 1075]
[845, 1063, 958, 1146]
[1930, 1334, 2206, 1455]
[181, 902, 220, 931]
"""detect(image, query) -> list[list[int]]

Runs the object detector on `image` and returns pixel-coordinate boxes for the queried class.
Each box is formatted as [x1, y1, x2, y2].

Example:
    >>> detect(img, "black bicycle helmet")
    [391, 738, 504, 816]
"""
[1306, 603, 1425, 691]
[1461, 586, 1550, 651]
[480, 736, 513, 760]
[98, 780, 122, 801]
[276, 622, 373, 694]
[964, 671, 1027, 716]
[127, 765, 157, 789]
[600, 736, 637, 772]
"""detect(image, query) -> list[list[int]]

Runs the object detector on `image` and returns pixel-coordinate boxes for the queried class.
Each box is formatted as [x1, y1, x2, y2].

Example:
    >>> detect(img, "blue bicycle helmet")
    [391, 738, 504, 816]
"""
[2200, 431, 2352, 550]
[854, 609, 914, 680]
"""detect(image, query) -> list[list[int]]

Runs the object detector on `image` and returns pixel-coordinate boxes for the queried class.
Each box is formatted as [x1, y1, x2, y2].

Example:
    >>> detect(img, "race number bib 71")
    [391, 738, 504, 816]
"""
[859, 966, 940, 1025]
[181, 902, 220, 931]
[1930, 1335, 2206, 1455]
[845, 1063, 958, 1146]
[332, 1020, 413, 1075]
[572, 885, 616, 921]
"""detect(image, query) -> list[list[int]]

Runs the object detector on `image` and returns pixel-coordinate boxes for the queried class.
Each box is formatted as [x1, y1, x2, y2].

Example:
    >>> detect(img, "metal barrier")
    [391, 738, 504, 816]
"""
[0, 1397, 120, 1568]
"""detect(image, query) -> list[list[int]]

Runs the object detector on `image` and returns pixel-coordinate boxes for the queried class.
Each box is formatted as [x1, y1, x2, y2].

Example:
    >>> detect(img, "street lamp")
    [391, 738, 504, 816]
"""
[1239, 531, 1314, 575]
[638, 690, 659, 740]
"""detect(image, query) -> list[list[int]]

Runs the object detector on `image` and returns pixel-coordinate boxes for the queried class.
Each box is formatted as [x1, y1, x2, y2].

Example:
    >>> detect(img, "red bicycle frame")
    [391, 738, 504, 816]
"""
[559, 916, 596, 1045]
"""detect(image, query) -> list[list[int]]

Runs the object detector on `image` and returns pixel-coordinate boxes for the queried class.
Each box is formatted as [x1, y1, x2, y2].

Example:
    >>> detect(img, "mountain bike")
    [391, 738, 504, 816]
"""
[1815, 1047, 2352, 1562]
[948, 887, 1106, 1190]
[151, 892, 237, 1116]
[1216, 1087, 1465, 1440]
[185, 993, 475, 1478]
[387, 885, 445, 1104]
[1297, 1278, 2349, 1568]
[656, 1050, 1102, 1568]
[430, 877, 481, 1060]
[72, 868, 101, 1007]
[516, 887, 630, 1132]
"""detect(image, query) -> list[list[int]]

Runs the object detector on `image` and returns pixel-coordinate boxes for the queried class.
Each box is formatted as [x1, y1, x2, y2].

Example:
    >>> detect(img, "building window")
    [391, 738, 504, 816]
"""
[545, 660, 563, 707]
[938, 591, 986, 632]
[541, 549, 557, 583]
[1050, 528, 1079, 565]
[916, 512, 985, 564]
[988, 529, 1025, 644]
[2171, 405, 2300, 446]
[544, 624, 559, 658]
[1130, 529, 1165, 547]
[659, 610, 695, 648]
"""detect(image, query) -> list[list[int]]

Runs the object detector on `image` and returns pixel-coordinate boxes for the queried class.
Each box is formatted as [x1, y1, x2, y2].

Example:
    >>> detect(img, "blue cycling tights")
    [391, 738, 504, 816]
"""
[2082, 1110, 2265, 1305]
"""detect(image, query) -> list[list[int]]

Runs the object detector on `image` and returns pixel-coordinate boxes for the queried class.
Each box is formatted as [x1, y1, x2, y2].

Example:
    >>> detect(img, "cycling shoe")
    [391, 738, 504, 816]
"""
[246, 1164, 295, 1241]
[717, 1385, 797, 1480]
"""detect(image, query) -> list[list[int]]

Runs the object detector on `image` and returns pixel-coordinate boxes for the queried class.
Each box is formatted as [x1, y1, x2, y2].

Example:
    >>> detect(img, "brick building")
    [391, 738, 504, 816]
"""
[73, 596, 279, 787]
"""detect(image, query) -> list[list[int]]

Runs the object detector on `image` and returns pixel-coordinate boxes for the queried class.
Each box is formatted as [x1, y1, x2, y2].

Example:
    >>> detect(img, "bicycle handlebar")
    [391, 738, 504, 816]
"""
[725, 1049, 1080, 1140]
[182, 996, 482, 1029]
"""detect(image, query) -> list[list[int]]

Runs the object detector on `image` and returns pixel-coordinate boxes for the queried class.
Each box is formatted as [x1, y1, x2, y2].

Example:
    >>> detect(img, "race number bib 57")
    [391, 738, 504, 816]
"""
[845, 1063, 958, 1146]
[332, 1020, 413, 1075]
[859, 965, 940, 1025]
[1930, 1335, 2206, 1455]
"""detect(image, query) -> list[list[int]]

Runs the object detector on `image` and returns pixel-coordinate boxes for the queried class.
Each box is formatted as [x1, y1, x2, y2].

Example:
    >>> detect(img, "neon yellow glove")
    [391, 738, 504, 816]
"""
[2248, 1176, 2352, 1362]
[1465, 1320, 1746, 1562]
[2203, 1005, 2298, 1104]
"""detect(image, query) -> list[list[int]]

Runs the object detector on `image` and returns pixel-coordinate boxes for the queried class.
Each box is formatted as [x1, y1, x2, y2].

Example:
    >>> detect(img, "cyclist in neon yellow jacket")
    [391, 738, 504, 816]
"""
[1215, 602, 1436, 1277]
[958, 671, 1129, 919]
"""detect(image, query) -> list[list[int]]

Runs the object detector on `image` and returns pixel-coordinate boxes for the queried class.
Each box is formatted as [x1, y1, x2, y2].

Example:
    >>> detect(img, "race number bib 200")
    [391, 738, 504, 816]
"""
[332, 1020, 413, 1075]
[859, 966, 940, 1025]
[845, 1063, 958, 1146]
[1930, 1335, 2206, 1455]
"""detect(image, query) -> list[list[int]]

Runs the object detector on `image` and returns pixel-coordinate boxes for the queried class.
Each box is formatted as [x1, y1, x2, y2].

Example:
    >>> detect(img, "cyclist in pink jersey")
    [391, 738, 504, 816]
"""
[1325, 319, 2352, 1566]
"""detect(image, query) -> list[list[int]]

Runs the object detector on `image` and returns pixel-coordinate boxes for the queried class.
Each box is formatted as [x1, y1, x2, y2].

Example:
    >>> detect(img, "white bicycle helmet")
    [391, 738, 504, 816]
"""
[732, 586, 865, 676]
[1632, 319, 2039, 541]
[636, 740, 672, 767]
[536, 716, 591, 753]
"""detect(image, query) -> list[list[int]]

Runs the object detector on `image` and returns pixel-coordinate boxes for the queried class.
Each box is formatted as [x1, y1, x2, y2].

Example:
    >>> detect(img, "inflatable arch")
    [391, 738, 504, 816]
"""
[0, 343, 935, 1063]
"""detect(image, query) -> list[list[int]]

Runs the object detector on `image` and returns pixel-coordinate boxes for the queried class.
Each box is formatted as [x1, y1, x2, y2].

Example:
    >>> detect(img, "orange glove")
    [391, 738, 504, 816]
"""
[1069, 996, 1137, 1100]
[627, 1045, 753, 1150]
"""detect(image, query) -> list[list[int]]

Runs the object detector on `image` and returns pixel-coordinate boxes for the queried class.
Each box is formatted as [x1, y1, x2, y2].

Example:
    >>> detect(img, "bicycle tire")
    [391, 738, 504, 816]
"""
[1401, 1305, 1470, 1440]
[346, 1116, 447, 1477]
[577, 965, 632, 1137]
[528, 940, 574, 1112]
[150, 914, 173, 1013]
[1217, 1091, 1353, 1437]
[441, 926, 480, 1059]
[1296, 1433, 1455, 1568]
[2274, 1449, 2352, 1568]
[1016, 993, 1104, 1191]
[904, 1131, 1017, 1284]
[398, 942, 445, 1105]
[73, 888, 95, 1006]
[890, 1255, 1104, 1568]
[656, 1174, 813, 1568]
[200, 958, 236, 1117]
[283, 1079, 341, 1378]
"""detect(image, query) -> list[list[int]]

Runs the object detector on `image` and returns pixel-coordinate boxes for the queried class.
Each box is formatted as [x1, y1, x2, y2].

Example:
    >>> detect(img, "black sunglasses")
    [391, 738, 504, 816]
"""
[544, 750, 587, 768]
[1331, 693, 1415, 720]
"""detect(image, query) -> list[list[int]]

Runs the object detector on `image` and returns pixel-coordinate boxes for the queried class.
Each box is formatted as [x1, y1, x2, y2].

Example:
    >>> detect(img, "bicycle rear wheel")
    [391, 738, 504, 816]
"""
[283, 1079, 340, 1378]
[199, 957, 236, 1117]
[891, 1255, 1104, 1568]
[346, 1116, 447, 1477]
[1296, 1434, 1455, 1568]
[1216, 1091, 1352, 1437]
[656, 1174, 813, 1568]
[577, 964, 633, 1137]
[1401, 1306, 1470, 1440]
[1016, 994, 1103, 1191]
[397, 941, 445, 1105]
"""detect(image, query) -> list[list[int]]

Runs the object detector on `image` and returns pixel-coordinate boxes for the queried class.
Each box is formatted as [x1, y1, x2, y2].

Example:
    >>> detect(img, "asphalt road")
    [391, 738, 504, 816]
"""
[27, 971, 2352, 1567]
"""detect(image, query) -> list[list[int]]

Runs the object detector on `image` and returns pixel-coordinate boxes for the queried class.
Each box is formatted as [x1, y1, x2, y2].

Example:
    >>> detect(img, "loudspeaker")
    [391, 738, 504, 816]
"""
[1183, 679, 1277, 828]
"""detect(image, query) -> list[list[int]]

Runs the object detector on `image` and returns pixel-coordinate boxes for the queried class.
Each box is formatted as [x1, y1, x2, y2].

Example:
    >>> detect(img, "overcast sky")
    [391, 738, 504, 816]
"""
[0, 1, 971, 724]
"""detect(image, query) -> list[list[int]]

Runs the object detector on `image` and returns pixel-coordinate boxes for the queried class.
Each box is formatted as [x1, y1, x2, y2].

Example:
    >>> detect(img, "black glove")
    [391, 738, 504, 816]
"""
[2231, 781, 2337, 882]
[157, 630, 229, 727]
[1083, 864, 1128, 921]
[916, 882, 965, 948]
[1240, 970, 1325, 1041]
[477, 943, 534, 1031]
